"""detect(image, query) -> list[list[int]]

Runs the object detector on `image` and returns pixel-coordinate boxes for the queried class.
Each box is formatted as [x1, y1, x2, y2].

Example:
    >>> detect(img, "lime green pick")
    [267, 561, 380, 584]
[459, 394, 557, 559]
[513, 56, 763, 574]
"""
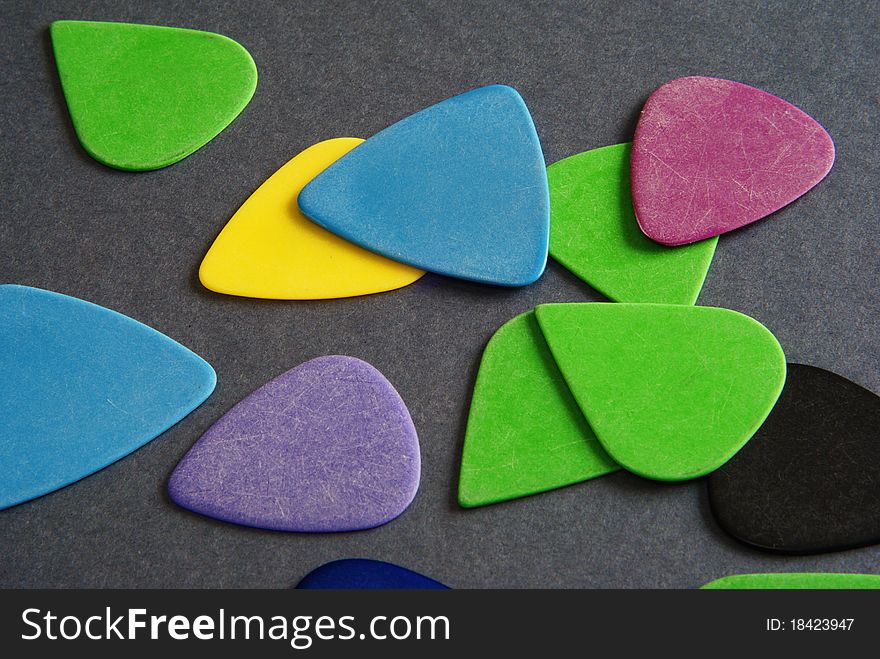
[535, 303, 786, 481]
[701, 573, 880, 589]
[458, 311, 619, 508]
[50, 20, 257, 171]
[548, 143, 717, 304]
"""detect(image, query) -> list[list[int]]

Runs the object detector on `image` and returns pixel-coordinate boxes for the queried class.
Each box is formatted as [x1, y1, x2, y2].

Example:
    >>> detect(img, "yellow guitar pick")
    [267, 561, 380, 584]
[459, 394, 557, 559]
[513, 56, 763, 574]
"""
[199, 138, 425, 299]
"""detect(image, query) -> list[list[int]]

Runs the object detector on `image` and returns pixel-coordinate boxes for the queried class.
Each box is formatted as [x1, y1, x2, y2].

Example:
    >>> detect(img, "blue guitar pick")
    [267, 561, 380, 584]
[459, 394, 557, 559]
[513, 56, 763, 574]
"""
[0, 285, 216, 509]
[298, 85, 549, 286]
[296, 559, 449, 589]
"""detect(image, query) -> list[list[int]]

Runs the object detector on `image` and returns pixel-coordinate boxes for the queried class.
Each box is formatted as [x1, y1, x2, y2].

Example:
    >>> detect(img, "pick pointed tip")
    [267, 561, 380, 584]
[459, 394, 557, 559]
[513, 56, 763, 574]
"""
[1, 286, 216, 509]
[456, 476, 479, 508]
[505, 269, 544, 287]
[457, 483, 497, 508]
[198, 361, 218, 394]
[296, 181, 318, 216]
[197, 251, 225, 294]
[485, 83, 520, 97]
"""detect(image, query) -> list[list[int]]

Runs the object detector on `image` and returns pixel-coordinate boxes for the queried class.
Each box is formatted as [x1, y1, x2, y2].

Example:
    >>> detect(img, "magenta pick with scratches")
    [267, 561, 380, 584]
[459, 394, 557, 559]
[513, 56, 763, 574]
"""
[631, 76, 835, 246]
[168, 356, 420, 532]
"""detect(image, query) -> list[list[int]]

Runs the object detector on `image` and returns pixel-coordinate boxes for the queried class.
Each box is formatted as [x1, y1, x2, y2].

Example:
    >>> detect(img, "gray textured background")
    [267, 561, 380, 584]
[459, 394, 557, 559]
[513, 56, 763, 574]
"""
[1, 0, 878, 588]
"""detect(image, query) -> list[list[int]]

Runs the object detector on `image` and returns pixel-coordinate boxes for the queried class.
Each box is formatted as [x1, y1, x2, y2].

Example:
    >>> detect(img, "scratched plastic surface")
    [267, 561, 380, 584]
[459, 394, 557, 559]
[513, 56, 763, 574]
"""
[168, 356, 421, 532]
[631, 76, 835, 246]
[547, 142, 717, 304]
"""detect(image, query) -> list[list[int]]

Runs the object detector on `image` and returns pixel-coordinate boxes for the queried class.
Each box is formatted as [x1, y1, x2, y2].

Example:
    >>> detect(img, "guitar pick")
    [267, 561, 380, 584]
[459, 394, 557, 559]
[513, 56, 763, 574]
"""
[535, 303, 786, 481]
[631, 76, 835, 245]
[296, 559, 449, 589]
[548, 143, 717, 304]
[702, 573, 880, 590]
[168, 356, 420, 532]
[199, 138, 425, 299]
[708, 364, 880, 554]
[459, 311, 618, 508]
[50, 20, 257, 170]
[0, 285, 215, 510]
[298, 85, 549, 286]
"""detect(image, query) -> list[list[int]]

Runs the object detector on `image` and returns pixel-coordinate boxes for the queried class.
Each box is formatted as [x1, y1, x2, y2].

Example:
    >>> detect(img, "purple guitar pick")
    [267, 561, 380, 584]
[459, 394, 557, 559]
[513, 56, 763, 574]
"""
[631, 76, 835, 246]
[168, 356, 420, 532]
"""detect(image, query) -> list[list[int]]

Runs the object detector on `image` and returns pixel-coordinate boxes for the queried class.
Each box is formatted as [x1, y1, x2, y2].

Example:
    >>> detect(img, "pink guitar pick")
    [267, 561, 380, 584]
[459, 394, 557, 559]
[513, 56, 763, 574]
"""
[631, 76, 835, 246]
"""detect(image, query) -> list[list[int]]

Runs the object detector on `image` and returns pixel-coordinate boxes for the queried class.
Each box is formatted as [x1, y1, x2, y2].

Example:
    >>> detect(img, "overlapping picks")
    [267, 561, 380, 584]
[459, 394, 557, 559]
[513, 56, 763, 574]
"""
[168, 356, 420, 532]
[296, 560, 449, 589]
[198, 84, 549, 296]
[33, 27, 867, 589]
[0, 285, 215, 510]
[299, 85, 550, 286]
[51, 20, 257, 170]
[536, 303, 786, 481]
[548, 143, 717, 304]
[459, 303, 787, 505]
[631, 76, 835, 245]
[199, 138, 425, 299]
[458, 311, 619, 508]
[178, 75, 833, 301]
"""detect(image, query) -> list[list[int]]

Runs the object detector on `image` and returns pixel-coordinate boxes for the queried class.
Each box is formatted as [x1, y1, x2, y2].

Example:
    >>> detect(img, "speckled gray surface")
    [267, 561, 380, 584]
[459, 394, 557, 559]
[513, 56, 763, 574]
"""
[0, 0, 877, 588]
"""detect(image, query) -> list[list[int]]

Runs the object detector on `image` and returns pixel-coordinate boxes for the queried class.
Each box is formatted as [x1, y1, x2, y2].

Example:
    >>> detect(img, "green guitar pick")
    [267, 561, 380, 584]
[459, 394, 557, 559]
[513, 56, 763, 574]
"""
[547, 143, 717, 304]
[50, 20, 257, 170]
[701, 573, 880, 589]
[535, 303, 786, 481]
[458, 311, 618, 508]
